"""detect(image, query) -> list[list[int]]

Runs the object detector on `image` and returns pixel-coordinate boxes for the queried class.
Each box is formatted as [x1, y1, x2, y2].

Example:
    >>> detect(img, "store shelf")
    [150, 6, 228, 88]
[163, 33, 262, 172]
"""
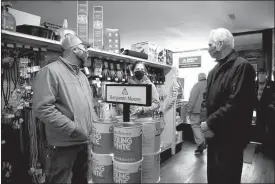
[88, 48, 172, 68]
[1, 29, 62, 51]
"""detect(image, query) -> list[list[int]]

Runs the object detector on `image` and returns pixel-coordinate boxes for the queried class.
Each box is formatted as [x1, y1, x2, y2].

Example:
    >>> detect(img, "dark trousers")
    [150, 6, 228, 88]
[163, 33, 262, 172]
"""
[45, 144, 89, 184]
[207, 142, 244, 184]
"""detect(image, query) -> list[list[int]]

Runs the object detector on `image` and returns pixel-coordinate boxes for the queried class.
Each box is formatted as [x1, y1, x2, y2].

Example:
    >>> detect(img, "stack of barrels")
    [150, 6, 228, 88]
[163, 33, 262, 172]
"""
[135, 113, 161, 183]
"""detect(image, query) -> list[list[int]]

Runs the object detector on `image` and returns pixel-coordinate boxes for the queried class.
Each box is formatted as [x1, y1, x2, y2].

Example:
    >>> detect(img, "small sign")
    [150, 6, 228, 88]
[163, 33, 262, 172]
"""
[105, 84, 152, 106]
[93, 6, 103, 50]
[77, 1, 89, 42]
[179, 56, 201, 68]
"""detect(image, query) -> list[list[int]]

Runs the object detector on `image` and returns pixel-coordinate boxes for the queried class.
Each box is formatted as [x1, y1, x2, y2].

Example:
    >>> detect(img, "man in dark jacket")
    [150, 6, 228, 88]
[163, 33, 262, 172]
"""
[201, 28, 256, 184]
[33, 34, 98, 184]
[255, 69, 275, 158]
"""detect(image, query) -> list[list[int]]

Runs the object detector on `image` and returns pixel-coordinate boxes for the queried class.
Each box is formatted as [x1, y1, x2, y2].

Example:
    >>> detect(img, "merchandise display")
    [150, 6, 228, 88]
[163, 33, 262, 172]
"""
[131, 41, 159, 62]
[1, 4, 181, 184]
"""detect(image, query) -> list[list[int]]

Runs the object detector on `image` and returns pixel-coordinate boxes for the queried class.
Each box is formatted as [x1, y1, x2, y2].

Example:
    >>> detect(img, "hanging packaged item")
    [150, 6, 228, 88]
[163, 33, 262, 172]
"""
[1, 2, 16, 31]
[93, 58, 103, 77]
[158, 49, 173, 65]
[104, 28, 121, 54]
[131, 42, 158, 62]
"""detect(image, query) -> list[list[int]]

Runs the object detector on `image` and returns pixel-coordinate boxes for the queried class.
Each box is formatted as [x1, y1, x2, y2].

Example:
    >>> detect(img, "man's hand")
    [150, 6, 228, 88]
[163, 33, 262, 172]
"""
[201, 121, 215, 138]
[71, 127, 88, 141]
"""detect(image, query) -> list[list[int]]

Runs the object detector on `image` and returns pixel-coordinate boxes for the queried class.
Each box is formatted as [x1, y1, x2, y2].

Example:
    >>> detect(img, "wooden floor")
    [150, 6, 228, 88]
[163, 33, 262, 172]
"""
[160, 141, 274, 183]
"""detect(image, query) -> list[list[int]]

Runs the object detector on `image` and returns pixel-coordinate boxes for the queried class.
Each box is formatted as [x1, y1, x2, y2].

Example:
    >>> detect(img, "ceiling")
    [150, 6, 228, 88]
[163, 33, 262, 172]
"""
[12, 1, 274, 51]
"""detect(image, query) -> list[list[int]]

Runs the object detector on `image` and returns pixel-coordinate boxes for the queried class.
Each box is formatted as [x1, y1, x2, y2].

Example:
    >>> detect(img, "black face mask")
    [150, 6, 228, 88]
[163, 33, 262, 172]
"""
[134, 71, 144, 80]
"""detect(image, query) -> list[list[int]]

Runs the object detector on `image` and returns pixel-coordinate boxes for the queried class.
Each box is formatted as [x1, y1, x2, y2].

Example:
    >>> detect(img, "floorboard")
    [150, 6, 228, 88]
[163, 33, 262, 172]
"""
[160, 142, 274, 183]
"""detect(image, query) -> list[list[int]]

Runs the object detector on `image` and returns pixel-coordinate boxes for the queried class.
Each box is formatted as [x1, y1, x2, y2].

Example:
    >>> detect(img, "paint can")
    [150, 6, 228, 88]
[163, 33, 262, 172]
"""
[90, 151, 113, 183]
[91, 118, 117, 154]
[113, 158, 143, 183]
[135, 117, 161, 154]
[142, 150, 161, 183]
[113, 123, 142, 163]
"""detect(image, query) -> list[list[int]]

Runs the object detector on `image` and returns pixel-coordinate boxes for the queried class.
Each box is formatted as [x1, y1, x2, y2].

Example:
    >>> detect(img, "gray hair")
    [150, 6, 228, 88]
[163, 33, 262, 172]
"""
[210, 28, 235, 49]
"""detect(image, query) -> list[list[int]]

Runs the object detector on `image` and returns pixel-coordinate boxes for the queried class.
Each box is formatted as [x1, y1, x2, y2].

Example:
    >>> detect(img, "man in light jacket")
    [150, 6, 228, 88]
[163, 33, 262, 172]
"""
[186, 73, 207, 154]
[33, 34, 98, 184]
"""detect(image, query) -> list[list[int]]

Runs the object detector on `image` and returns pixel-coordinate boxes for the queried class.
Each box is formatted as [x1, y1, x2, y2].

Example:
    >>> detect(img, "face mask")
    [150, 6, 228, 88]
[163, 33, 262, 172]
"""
[134, 71, 145, 80]
[208, 42, 222, 59]
[258, 74, 267, 82]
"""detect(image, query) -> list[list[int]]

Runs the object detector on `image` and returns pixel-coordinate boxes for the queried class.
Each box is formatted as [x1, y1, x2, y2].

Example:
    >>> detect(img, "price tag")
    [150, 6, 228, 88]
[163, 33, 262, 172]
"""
[16, 44, 23, 48]
[24, 45, 31, 49]
[35, 169, 42, 175]
[2, 140, 6, 144]
[7, 114, 15, 118]
[99, 75, 102, 78]
[41, 48, 47, 52]
[17, 106, 24, 110]
[122, 79, 125, 82]
[25, 86, 32, 90]
[7, 44, 14, 48]
[107, 77, 111, 81]
[33, 47, 39, 51]
[115, 78, 118, 81]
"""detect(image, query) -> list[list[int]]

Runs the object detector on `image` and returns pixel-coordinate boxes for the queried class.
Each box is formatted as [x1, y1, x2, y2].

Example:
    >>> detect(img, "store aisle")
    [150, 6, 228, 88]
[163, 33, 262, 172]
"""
[160, 142, 274, 183]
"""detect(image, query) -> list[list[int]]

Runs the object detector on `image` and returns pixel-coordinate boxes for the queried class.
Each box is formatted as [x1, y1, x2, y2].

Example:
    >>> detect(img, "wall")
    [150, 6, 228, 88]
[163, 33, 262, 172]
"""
[173, 50, 216, 100]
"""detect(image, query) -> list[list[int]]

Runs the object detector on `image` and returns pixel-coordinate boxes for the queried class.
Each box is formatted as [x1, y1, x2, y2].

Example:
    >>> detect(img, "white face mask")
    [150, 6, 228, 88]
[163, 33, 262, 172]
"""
[208, 41, 223, 59]
[258, 73, 267, 82]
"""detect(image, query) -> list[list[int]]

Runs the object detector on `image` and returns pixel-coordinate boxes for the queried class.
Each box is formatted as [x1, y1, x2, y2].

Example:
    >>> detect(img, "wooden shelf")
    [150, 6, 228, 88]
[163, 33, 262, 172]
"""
[88, 48, 172, 68]
[1, 29, 62, 51]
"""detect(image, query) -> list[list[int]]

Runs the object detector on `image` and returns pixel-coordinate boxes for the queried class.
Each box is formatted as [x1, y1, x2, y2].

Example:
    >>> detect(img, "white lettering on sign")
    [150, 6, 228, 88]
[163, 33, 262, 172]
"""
[114, 170, 130, 183]
[106, 85, 147, 105]
[114, 135, 132, 150]
[92, 164, 104, 177]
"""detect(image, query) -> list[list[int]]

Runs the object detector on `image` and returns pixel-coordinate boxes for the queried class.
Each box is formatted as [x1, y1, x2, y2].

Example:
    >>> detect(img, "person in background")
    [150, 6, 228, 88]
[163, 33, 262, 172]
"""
[33, 34, 98, 184]
[128, 61, 160, 117]
[201, 28, 256, 184]
[186, 73, 207, 155]
[255, 69, 275, 159]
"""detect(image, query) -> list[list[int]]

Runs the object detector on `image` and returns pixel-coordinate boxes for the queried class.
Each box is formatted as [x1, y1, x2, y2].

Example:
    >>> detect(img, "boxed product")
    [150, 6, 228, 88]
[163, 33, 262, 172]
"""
[158, 49, 173, 65]
[131, 41, 158, 62]
[104, 28, 120, 54]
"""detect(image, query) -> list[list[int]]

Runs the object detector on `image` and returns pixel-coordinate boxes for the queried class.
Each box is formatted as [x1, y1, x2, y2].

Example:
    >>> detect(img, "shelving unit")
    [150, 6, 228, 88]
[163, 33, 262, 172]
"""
[1, 30, 62, 51]
[88, 48, 172, 68]
[1, 29, 179, 166]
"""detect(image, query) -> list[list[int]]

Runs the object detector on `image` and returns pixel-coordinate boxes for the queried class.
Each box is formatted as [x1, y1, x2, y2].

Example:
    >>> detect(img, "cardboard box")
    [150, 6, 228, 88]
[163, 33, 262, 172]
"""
[131, 42, 158, 62]
[158, 49, 173, 65]
[104, 28, 120, 54]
